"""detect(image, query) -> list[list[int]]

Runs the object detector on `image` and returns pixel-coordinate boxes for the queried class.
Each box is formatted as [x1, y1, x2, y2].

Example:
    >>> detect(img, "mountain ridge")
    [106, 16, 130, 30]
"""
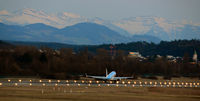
[0, 22, 161, 45]
[0, 8, 200, 41]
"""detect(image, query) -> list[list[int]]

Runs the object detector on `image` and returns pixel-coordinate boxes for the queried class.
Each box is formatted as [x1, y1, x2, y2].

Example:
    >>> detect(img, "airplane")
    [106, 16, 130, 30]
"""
[86, 68, 133, 81]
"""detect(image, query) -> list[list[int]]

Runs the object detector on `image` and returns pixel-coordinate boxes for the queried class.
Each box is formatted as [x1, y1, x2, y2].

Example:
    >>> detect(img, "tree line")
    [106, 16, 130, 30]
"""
[0, 44, 200, 80]
[6, 39, 200, 58]
[88, 39, 200, 58]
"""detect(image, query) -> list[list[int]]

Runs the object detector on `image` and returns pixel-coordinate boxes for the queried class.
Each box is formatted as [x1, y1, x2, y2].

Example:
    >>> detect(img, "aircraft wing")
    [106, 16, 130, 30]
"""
[112, 77, 133, 80]
[86, 75, 108, 80]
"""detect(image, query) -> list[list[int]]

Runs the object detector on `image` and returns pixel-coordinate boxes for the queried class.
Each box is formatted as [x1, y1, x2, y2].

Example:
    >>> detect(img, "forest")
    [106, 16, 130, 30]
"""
[0, 40, 200, 80]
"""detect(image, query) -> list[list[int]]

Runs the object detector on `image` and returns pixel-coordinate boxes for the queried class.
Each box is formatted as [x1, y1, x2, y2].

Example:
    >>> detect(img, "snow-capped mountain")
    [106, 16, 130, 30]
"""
[0, 8, 200, 41]
[113, 16, 200, 40]
[0, 9, 132, 37]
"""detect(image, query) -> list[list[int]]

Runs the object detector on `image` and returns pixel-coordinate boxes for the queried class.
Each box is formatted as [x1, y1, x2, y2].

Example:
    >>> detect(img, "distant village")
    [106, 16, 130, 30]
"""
[128, 50, 199, 64]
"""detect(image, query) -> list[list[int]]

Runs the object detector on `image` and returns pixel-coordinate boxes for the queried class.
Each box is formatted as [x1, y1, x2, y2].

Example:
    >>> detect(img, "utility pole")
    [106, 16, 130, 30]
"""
[109, 44, 116, 59]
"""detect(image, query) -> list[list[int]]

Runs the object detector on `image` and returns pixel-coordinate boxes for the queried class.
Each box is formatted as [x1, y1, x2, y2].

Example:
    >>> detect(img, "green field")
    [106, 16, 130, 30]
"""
[0, 86, 200, 101]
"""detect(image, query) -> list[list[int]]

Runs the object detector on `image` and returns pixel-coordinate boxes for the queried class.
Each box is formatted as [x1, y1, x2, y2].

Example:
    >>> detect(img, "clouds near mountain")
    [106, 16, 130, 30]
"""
[0, 8, 87, 28]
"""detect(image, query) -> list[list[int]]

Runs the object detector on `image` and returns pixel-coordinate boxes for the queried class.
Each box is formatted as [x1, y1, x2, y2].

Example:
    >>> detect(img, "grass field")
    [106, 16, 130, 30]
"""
[0, 86, 200, 101]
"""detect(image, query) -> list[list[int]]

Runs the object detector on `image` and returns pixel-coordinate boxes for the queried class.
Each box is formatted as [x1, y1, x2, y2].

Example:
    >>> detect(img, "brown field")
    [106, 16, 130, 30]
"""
[0, 86, 200, 101]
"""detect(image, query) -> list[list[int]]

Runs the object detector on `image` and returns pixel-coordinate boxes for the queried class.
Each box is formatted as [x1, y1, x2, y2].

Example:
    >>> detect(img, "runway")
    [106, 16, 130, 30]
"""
[0, 79, 200, 88]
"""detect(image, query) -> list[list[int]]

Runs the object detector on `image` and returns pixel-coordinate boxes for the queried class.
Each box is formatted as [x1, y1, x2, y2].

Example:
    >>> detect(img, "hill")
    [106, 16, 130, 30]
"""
[3, 39, 200, 58]
[0, 40, 14, 49]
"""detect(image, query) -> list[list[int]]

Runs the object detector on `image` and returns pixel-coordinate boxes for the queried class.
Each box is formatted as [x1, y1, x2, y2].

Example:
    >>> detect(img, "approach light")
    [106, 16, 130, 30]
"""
[29, 83, 32, 86]
[8, 79, 11, 82]
[150, 82, 152, 85]
[96, 81, 99, 83]
[122, 81, 125, 84]
[19, 80, 22, 82]
[43, 83, 45, 86]
[154, 82, 157, 85]
[82, 80, 84, 83]
[98, 84, 101, 87]
[39, 80, 42, 82]
[57, 80, 60, 83]
[160, 82, 162, 85]
[169, 82, 171, 85]
[78, 84, 80, 86]
[116, 81, 119, 84]
[66, 84, 69, 86]
[145, 82, 147, 85]
[15, 83, 18, 86]
[55, 83, 58, 86]
[66, 80, 69, 83]
[48, 80, 51, 83]
[134, 81, 136, 84]
[128, 81, 131, 84]
[132, 84, 135, 87]
[0, 83, 2, 86]
[30, 80, 32, 82]
[164, 82, 167, 85]
[74, 80, 77, 83]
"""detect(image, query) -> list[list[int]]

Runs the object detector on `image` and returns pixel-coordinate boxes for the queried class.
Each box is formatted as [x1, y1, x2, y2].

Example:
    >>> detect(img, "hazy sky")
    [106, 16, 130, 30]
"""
[0, 0, 200, 21]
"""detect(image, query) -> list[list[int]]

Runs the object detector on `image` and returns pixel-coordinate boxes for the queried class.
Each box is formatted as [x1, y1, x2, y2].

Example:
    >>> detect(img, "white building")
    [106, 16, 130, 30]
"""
[128, 52, 146, 59]
[193, 50, 198, 63]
